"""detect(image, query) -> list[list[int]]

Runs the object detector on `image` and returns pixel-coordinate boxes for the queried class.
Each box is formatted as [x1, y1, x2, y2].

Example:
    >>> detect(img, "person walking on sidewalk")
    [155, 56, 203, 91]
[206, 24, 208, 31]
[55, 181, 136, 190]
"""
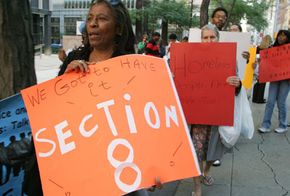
[258, 30, 290, 134]
[190, 24, 242, 196]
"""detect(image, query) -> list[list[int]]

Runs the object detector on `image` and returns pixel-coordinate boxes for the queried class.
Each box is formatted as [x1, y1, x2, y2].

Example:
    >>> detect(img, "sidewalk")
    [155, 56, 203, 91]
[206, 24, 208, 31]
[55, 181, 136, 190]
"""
[35, 55, 290, 196]
[150, 99, 290, 196]
[35, 54, 61, 83]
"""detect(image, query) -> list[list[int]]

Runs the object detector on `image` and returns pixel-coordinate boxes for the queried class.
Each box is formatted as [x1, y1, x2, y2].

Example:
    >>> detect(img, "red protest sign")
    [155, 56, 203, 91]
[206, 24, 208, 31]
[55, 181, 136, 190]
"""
[20, 55, 200, 196]
[259, 43, 290, 82]
[170, 43, 236, 126]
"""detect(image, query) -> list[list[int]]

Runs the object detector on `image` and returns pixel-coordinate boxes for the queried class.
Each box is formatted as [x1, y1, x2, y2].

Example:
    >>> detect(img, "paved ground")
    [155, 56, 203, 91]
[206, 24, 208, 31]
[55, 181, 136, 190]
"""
[150, 90, 290, 196]
[34, 54, 61, 84]
[35, 55, 290, 196]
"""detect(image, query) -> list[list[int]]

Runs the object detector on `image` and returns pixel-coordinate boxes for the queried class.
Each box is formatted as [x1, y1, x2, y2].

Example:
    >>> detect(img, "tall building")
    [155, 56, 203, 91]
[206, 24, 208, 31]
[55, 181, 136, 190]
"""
[51, 0, 90, 44]
[123, 0, 136, 9]
[30, 0, 52, 49]
[51, 0, 136, 44]
[274, 0, 290, 32]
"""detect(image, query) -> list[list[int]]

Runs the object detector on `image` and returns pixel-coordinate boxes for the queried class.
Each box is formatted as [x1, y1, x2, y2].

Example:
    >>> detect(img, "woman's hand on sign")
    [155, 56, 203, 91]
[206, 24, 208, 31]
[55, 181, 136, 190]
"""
[226, 76, 241, 87]
[65, 60, 90, 74]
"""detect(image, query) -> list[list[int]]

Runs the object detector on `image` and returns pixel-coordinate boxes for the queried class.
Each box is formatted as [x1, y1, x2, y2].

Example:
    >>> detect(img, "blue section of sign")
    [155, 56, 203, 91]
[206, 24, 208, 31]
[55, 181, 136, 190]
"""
[0, 94, 31, 144]
[0, 93, 32, 194]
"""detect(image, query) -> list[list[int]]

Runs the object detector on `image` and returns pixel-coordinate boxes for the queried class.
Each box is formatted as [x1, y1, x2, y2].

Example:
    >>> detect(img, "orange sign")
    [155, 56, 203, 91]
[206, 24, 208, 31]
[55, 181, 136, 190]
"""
[259, 43, 290, 82]
[171, 43, 236, 126]
[242, 47, 257, 89]
[21, 55, 200, 196]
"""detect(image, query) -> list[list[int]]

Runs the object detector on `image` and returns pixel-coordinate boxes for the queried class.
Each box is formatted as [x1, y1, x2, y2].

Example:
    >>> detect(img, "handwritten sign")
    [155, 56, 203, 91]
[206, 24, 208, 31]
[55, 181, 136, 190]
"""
[259, 43, 290, 82]
[189, 28, 251, 79]
[21, 55, 200, 196]
[242, 47, 257, 89]
[0, 94, 32, 195]
[170, 43, 236, 126]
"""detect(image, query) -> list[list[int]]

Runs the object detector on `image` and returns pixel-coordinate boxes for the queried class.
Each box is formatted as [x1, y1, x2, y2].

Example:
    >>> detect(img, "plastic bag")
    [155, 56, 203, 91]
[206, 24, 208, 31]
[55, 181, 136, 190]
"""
[218, 88, 242, 148]
[218, 126, 240, 148]
[219, 87, 254, 147]
[240, 88, 254, 139]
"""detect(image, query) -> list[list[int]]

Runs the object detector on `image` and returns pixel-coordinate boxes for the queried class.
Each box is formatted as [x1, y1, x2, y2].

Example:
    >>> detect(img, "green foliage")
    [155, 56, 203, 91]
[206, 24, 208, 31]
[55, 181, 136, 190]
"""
[210, 0, 270, 31]
[129, 0, 198, 32]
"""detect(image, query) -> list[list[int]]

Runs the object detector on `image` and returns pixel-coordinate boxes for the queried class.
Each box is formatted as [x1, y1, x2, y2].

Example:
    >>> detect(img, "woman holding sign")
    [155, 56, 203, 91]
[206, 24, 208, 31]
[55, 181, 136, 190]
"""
[258, 30, 290, 134]
[58, 0, 135, 75]
[58, 0, 161, 195]
[191, 24, 241, 196]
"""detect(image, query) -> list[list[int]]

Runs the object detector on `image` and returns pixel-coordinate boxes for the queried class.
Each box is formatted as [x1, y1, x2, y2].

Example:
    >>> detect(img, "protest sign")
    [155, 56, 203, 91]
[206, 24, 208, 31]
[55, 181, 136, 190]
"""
[189, 28, 251, 79]
[0, 94, 32, 195]
[259, 43, 290, 82]
[171, 42, 236, 126]
[21, 54, 200, 196]
[242, 47, 257, 89]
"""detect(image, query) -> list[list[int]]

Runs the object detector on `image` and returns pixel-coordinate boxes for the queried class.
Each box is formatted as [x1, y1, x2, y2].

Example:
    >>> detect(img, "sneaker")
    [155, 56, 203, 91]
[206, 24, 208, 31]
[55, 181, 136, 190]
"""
[258, 127, 271, 133]
[212, 160, 221, 167]
[274, 127, 288, 133]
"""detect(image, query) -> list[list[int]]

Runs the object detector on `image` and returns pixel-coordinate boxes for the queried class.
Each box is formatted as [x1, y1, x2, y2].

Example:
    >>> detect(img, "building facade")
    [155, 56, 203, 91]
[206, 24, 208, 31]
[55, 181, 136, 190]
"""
[30, 0, 52, 49]
[51, 0, 136, 44]
[265, 0, 290, 38]
[51, 0, 90, 44]
[29, 0, 137, 49]
[274, 0, 290, 32]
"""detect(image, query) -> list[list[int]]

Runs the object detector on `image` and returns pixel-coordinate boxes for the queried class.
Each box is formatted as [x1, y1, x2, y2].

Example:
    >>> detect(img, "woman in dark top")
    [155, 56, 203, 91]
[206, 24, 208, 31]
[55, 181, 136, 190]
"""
[58, 1, 161, 195]
[58, 0, 135, 76]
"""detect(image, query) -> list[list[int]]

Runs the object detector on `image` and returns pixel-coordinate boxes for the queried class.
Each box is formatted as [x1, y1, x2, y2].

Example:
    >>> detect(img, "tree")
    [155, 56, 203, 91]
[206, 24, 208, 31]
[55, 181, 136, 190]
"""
[211, 0, 270, 31]
[134, 0, 151, 41]
[130, 0, 196, 41]
[0, 0, 36, 99]
[200, 0, 211, 28]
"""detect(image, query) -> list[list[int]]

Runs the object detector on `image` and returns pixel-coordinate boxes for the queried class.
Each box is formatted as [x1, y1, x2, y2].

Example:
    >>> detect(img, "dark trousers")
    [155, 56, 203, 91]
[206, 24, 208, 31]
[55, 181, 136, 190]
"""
[252, 82, 266, 103]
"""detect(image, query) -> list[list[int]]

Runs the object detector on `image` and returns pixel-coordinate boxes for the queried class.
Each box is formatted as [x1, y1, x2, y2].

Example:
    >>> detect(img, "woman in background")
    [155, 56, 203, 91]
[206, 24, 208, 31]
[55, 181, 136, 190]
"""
[258, 30, 290, 134]
[191, 24, 241, 196]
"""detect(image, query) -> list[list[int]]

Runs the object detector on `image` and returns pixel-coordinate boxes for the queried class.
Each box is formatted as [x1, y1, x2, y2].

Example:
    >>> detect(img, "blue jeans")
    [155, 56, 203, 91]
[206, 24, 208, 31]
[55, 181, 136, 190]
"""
[262, 80, 290, 129]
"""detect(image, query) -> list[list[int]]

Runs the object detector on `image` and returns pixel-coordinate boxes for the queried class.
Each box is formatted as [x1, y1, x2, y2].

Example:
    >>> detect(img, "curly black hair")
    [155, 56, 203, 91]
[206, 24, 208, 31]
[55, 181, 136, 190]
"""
[211, 7, 228, 19]
[89, 0, 135, 54]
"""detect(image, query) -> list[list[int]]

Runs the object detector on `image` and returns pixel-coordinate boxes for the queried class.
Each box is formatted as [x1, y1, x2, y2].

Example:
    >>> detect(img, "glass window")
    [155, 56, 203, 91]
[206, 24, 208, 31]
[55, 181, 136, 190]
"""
[64, 17, 82, 35]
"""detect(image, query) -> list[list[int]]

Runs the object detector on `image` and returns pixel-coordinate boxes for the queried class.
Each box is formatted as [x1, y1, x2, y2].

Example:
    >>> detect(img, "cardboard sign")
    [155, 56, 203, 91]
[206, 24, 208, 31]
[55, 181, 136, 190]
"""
[0, 94, 32, 195]
[189, 28, 251, 79]
[21, 55, 200, 196]
[242, 47, 257, 89]
[259, 43, 290, 82]
[170, 43, 236, 126]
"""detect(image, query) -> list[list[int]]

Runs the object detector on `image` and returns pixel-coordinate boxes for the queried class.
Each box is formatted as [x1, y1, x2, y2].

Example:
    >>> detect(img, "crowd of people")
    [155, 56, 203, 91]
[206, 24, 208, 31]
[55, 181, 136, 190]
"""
[0, 133, 31, 185]
[16, 0, 289, 195]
